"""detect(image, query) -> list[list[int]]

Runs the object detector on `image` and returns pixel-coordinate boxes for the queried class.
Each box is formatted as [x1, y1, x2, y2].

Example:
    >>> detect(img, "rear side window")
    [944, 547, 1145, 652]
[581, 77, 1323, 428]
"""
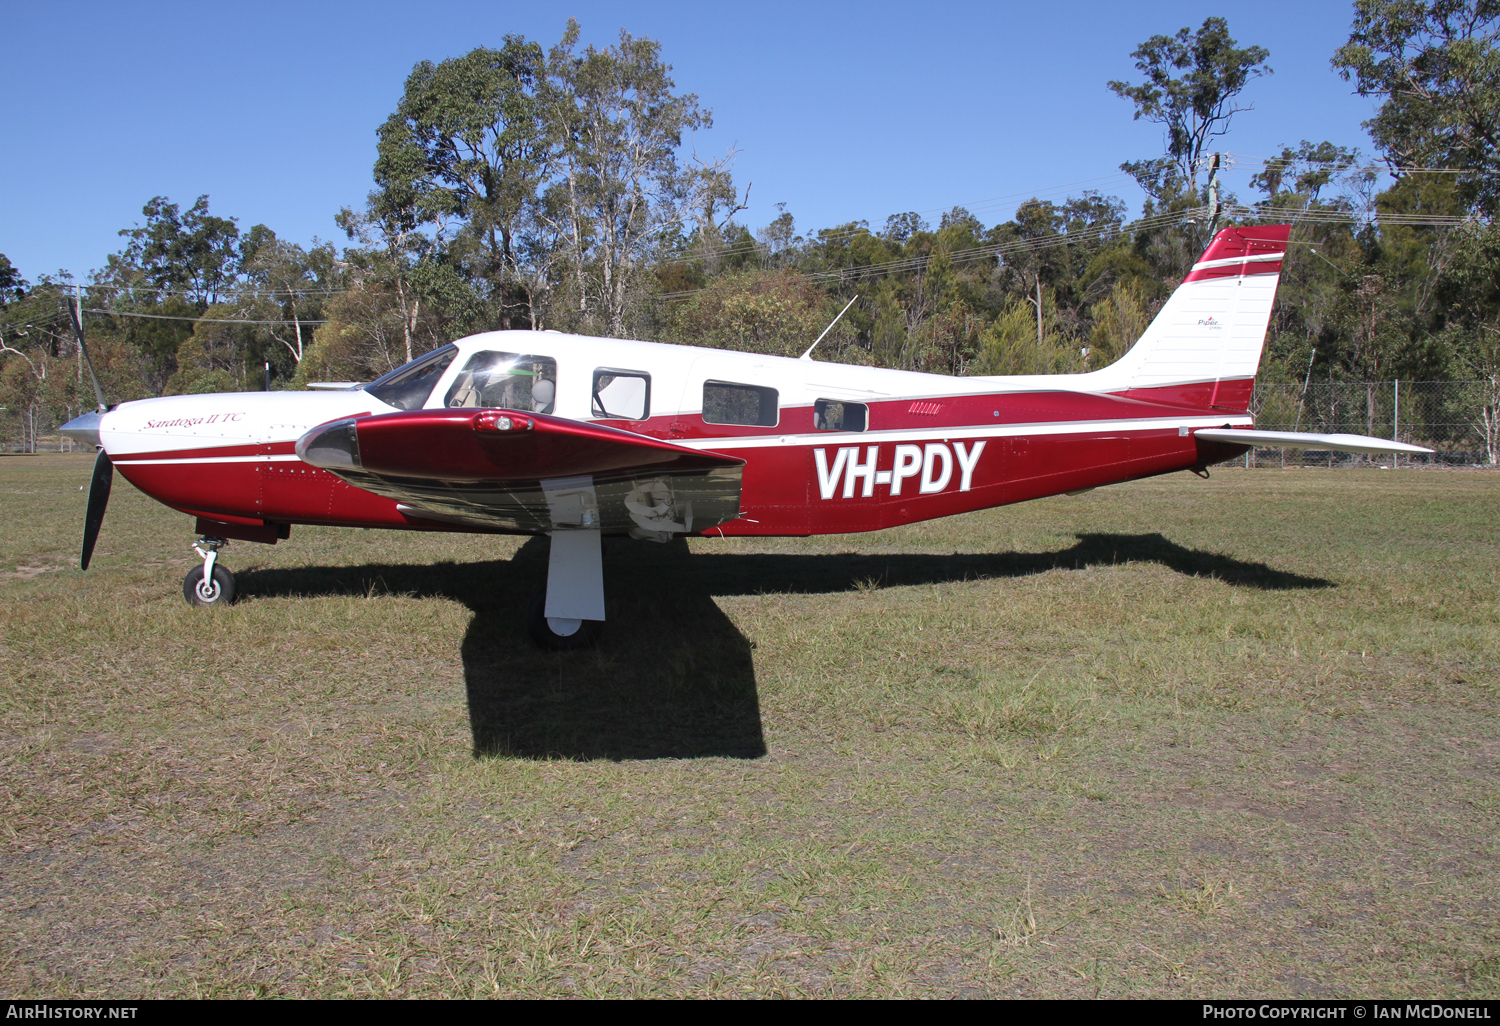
[592, 369, 651, 420]
[365, 345, 457, 411]
[814, 399, 867, 432]
[444, 352, 557, 413]
[703, 381, 778, 426]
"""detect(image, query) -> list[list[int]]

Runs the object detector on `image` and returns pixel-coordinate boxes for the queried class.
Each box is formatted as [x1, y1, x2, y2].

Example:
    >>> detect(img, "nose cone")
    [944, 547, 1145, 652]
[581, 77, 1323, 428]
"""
[59, 411, 104, 448]
[295, 418, 362, 469]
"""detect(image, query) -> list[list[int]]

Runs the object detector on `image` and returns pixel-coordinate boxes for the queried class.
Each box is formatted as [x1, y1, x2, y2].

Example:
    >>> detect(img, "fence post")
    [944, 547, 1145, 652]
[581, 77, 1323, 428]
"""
[1394, 379, 1400, 468]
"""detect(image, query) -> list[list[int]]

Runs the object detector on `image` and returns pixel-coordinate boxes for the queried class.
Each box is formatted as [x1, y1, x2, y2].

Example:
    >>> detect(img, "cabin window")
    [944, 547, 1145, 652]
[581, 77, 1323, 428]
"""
[365, 344, 457, 411]
[444, 352, 557, 413]
[591, 369, 651, 420]
[702, 381, 779, 426]
[814, 399, 867, 432]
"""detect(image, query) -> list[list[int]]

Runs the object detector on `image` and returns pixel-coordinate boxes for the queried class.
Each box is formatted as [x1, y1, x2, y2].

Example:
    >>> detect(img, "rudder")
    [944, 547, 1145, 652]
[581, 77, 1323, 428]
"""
[1101, 224, 1290, 411]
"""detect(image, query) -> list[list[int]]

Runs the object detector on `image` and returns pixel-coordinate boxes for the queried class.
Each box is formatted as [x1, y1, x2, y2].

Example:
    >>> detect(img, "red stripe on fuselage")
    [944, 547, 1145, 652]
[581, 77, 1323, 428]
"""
[110, 440, 298, 462]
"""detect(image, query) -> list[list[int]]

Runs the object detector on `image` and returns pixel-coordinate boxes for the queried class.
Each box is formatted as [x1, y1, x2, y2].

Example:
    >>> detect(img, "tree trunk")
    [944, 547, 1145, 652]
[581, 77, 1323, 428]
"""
[1036, 277, 1044, 346]
[396, 277, 414, 364]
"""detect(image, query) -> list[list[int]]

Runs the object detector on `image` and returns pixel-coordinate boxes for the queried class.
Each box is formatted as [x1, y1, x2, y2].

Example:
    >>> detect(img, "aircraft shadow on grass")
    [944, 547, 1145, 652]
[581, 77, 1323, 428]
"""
[238, 533, 1331, 762]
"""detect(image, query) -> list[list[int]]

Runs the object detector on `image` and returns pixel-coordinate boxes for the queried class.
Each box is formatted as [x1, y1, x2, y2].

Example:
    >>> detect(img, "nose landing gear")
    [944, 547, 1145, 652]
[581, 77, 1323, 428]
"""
[184, 536, 235, 607]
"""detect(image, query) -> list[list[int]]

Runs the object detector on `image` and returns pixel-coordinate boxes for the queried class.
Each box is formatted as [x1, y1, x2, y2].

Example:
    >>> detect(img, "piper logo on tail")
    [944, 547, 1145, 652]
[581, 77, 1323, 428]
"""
[814, 441, 985, 500]
[1198, 316, 1223, 330]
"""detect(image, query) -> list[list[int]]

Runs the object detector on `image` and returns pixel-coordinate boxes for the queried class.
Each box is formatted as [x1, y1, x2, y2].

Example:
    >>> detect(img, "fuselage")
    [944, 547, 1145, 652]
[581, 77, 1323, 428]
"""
[98, 329, 1254, 539]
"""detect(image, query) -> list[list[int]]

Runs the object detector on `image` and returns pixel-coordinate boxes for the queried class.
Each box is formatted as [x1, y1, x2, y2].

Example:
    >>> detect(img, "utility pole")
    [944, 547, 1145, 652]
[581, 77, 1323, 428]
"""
[1028, 276, 1044, 349]
[1205, 152, 1222, 239]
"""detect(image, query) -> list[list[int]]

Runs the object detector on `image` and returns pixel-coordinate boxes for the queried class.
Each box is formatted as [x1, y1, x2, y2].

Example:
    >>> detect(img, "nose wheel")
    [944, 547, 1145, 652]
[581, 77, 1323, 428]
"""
[184, 537, 235, 607]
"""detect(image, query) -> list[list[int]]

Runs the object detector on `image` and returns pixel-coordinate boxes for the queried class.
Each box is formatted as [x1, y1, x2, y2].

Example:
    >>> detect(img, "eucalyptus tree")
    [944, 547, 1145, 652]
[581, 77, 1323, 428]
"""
[240, 232, 343, 369]
[545, 20, 711, 336]
[0, 254, 25, 302]
[1109, 18, 1272, 199]
[111, 195, 242, 306]
[374, 37, 552, 329]
[1334, 0, 1500, 215]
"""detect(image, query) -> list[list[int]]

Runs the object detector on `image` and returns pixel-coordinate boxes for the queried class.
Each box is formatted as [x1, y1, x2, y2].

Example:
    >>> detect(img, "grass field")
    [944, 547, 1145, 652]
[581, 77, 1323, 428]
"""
[2, 453, 1497, 999]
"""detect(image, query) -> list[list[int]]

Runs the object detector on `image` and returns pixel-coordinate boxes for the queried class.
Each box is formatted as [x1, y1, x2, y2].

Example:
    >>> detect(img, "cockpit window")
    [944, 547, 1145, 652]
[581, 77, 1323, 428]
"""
[444, 351, 557, 414]
[365, 345, 457, 411]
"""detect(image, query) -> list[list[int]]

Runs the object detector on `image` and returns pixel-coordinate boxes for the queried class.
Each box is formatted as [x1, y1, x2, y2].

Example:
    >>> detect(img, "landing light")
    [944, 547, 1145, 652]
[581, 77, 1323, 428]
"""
[295, 418, 361, 469]
[474, 411, 534, 433]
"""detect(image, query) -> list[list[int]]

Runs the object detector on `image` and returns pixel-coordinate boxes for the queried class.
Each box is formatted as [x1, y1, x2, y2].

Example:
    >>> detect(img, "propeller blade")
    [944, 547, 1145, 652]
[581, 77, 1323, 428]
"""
[66, 289, 109, 413]
[81, 449, 113, 571]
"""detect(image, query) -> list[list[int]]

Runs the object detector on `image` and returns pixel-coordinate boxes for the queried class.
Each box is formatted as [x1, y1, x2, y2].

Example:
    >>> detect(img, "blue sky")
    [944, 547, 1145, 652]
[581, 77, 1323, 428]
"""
[0, 1, 1381, 281]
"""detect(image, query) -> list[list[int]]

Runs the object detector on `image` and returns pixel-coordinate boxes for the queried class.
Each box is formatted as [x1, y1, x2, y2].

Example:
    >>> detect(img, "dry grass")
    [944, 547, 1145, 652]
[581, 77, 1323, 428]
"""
[2, 453, 1498, 998]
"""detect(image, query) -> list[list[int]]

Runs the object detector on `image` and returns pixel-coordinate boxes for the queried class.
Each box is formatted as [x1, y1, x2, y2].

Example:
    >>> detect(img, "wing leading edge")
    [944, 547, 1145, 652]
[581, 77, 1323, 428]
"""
[296, 409, 745, 538]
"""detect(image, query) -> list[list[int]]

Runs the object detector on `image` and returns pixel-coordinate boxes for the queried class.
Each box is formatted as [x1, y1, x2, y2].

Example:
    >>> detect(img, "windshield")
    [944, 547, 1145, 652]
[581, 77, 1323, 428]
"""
[365, 345, 458, 411]
[444, 351, 557, 413]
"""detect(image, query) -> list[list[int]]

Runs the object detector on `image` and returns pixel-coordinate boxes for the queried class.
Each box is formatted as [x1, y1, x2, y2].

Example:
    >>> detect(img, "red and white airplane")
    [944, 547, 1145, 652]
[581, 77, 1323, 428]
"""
[62, 225, 1428, 647]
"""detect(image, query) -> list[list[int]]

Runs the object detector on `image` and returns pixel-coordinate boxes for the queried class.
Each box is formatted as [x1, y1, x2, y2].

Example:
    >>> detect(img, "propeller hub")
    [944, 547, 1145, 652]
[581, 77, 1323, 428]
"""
[59, 411, 104, 448]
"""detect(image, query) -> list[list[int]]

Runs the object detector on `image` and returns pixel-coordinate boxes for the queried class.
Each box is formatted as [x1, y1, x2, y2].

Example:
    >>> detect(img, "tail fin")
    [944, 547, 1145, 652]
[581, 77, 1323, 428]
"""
[1099, 224, 1290, 410]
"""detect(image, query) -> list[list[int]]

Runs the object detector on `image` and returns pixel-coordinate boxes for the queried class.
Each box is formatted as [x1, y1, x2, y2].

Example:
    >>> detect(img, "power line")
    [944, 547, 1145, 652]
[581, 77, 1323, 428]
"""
[1220, 152, 1469, 175]
[1222, 204, 1473, 227]
[657, 205, 1213, 301]
[84, 308, 328, 326]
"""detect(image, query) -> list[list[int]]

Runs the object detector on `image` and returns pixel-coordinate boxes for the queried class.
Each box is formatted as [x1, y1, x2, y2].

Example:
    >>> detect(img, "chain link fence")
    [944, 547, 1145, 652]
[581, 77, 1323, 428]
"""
[1242, 380, 1500, 467]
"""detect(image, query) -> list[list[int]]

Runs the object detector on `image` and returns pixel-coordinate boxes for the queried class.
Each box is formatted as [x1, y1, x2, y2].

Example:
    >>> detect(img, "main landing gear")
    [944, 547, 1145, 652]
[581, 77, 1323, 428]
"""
[526, 528, 606, 650]
[183, 536, 235, 607]
[525, 590, 604, 649]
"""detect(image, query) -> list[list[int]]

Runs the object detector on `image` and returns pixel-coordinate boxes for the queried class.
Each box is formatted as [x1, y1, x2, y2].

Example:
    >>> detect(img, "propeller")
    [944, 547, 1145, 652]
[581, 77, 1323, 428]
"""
[61, 288, 115, 570]
[81, 449, 113, 570]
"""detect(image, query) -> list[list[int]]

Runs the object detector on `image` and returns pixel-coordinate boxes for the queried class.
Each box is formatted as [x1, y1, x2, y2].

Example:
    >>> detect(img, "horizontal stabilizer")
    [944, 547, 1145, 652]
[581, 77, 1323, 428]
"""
[1194, 429, 1433, 455]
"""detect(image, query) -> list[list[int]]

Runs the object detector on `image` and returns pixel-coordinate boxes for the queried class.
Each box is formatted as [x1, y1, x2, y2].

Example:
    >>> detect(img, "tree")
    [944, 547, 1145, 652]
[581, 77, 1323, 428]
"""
[995, 194, 1126, 348]
[0, 254, 26, 304]
[111, 196, 242, 304]
[1110, 18, 1272, 199]
[0, 354, 45, 452]
[240, 232, 342, 366]
[1436, 219, 1500, 459]
[1333, 0, 1500, 215]
[659, 268, 856, 358]
[1249, 140, 1370, 209]
[547, 21, 711, 336]
[375, 39, 550, 328]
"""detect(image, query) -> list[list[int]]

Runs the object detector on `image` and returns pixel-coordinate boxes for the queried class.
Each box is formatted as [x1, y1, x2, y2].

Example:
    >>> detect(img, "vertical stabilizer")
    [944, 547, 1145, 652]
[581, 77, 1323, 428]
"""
[1097, 225, 1289, 410]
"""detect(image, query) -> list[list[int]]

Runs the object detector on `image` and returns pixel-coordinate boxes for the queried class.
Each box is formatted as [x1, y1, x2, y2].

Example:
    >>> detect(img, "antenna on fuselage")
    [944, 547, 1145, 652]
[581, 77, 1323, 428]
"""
[799, 295, 859, 361]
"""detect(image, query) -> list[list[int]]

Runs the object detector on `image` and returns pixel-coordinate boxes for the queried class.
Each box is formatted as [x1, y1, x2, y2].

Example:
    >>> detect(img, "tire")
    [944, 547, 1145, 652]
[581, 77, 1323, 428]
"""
[183, 565, 236, 607]
[525, 590, 603, 650]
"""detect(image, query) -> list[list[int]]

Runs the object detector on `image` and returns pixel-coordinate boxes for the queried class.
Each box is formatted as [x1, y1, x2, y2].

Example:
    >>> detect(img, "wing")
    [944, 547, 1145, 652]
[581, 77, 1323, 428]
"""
[296, 409, 744, 537]
[1194, 428, 1434, 456]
